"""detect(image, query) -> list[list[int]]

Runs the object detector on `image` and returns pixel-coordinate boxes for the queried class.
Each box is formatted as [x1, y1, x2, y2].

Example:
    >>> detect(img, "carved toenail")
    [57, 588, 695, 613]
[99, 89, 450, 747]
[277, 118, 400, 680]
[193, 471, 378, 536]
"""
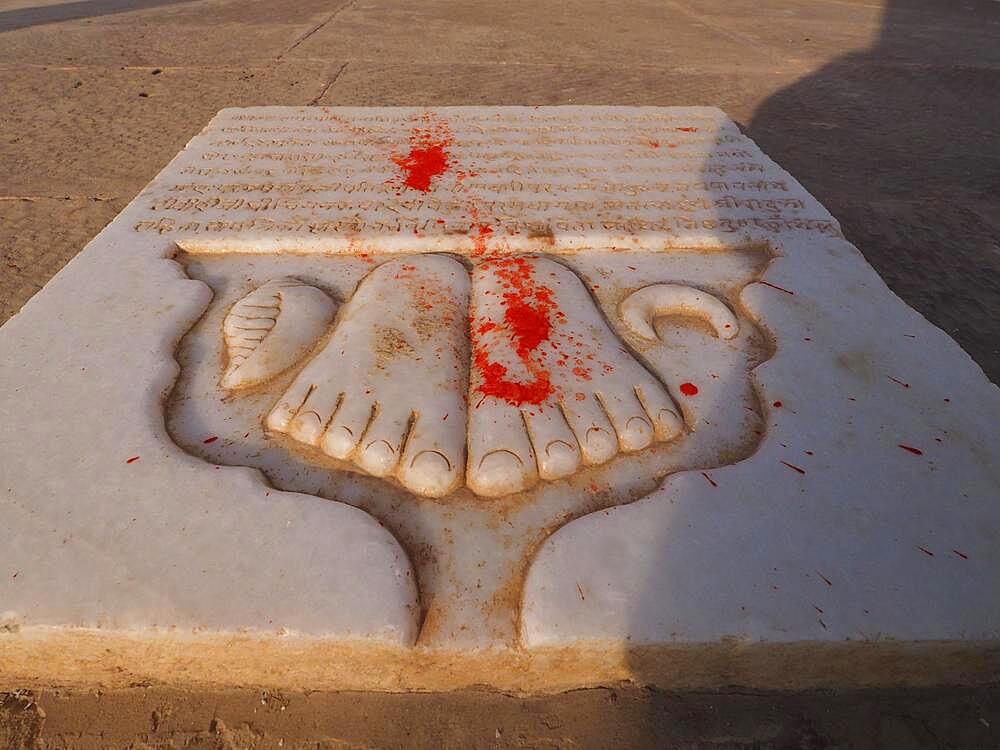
[620, 416, 654, 451]
[657, 409, 684, 435]
[266, 406, 293, 431]
[366, 439, 395, 455]
[321, 426, 356, 458]
[545, 440, 577, 457]
[625, 416, 652, 432]
[410, 449, 452, 472]
[479, 449, 523, 470]
[289, 411, 324, 443]
[586, 426, 613, 442]
[358, 439, 397, 475]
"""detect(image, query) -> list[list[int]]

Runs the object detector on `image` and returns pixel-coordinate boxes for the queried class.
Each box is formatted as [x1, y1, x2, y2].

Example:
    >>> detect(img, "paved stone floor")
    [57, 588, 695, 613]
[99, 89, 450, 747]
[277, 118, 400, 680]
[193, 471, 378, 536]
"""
[1, 0, 998, 746]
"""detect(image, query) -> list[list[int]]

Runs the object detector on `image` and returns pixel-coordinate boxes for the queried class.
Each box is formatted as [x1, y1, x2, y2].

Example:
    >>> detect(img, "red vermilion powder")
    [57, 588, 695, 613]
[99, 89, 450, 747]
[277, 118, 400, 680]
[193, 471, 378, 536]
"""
[472, 258, 558, 407]
[391, 123, 452, 192]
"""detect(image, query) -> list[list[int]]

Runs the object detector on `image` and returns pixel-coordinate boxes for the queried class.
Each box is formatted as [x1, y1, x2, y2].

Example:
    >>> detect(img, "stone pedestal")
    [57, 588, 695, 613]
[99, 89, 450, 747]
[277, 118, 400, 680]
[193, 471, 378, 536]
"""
[1, 107, 997, 692]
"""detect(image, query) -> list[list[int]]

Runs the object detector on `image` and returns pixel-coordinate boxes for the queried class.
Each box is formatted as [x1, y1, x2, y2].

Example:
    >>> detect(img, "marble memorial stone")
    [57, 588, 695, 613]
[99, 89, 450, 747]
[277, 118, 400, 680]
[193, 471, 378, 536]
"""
[1, 107, 998, 692]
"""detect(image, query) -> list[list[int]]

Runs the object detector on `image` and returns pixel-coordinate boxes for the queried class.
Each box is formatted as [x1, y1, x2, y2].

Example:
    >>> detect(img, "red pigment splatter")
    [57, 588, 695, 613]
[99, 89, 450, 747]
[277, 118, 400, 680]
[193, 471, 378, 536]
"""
[953, 549, 969, 560]
[646, 138, 660, 149]
[676, 126, 698, 132]
[203, 436, 218, 444]
[679, 382, 699, 396]
[472, 257, 558, 407]
[773, 400, 783, 408]
[916, 545, 935, 557]
[472, 221, 493, 257]
[898, 444, 923, 455]
[125, 455, 140, 464]
[390, 118, 452, 192]
[781, 460, 806, 475]
[760, 280, 795, 295]
[701, 472, 718, 488]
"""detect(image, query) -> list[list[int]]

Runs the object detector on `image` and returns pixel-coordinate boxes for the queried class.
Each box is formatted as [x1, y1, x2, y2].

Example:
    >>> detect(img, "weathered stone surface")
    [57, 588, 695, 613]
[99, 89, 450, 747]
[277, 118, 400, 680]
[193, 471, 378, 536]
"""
[1, 106, 997, 691]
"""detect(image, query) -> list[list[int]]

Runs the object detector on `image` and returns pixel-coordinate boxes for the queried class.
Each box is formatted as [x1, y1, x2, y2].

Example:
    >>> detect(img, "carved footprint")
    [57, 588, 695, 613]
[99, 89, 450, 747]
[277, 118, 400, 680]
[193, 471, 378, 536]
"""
[221, 277, 336, 389]
[466, 256, 687, 498]
[266, 256, 470, 498]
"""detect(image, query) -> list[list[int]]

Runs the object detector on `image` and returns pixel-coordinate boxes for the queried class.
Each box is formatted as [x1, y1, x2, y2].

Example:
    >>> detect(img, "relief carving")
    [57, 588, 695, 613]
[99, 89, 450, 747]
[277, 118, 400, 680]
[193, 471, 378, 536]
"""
[163, 109, 774, 648]
[168, 246, 769, 648]
[221, 277, 336, 390]
[222, 257, 739, 498]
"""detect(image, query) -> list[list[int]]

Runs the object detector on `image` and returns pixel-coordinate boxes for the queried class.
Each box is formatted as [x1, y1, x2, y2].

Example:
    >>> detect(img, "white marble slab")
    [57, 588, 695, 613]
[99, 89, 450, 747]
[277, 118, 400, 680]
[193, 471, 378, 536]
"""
[1, 107, 998, 691]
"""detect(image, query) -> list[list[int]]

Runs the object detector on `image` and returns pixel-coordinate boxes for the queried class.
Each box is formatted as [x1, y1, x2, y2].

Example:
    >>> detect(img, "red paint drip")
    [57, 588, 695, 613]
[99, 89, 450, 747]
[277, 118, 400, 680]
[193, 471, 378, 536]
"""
[125, 455, 140, 464]
[679, 382, 699, 396]
[472, 257, 558, 407]
[472, 222, 493, 257]
[203, 436, 218, 444]
[391, 118, 452, 192]
[898, 444, 923, 456]
[773, 400, 783, 408]
[780, 460, 806, 475]
[676, 126, 698, 132]
[760, 280, 795, 295]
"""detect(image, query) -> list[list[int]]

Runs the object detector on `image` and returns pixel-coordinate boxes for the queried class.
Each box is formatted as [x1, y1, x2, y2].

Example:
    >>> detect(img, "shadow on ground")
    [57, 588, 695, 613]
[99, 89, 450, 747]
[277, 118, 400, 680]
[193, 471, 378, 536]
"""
[0, 0, 202, 33]
[746, 0, 1000, 382]
[617, 2, 1000, 745]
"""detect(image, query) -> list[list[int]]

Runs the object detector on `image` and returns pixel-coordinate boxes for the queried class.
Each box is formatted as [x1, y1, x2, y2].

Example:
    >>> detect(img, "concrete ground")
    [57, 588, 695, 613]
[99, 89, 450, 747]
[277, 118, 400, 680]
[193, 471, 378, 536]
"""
[1, 0, 998, 746]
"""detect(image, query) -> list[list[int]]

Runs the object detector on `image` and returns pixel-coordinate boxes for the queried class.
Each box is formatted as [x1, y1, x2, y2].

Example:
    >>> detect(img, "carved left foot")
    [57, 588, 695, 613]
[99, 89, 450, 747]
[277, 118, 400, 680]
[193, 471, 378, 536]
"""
[465, 256, 683, 498]
[266, 255, 470, 498]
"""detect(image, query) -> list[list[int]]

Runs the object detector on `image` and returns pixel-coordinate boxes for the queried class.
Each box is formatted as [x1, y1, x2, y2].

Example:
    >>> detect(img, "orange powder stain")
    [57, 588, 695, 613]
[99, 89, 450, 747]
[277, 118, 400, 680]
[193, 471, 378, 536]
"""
[472, 222, 494, 256]
[471, 257, 559, 407]
[391, 117, 452, 192]
[679, 382, 699, 396]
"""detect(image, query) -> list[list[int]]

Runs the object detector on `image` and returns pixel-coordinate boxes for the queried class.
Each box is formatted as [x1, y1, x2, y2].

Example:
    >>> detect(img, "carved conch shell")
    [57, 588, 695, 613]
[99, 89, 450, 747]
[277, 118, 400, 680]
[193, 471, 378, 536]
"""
[221, 277, 336, 389]
[620, 284, 739, 341]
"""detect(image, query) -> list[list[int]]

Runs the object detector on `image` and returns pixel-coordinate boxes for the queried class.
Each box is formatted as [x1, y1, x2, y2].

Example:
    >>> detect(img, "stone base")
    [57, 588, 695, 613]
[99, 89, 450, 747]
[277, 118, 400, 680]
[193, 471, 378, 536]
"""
[2, 107, 998, 691]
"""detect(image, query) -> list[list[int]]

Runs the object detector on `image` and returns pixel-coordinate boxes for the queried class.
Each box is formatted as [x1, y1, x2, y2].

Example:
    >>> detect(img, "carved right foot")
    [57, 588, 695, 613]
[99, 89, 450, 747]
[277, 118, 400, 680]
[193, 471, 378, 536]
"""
[466, 256, 684, 497]
[266, 255, 470, 498]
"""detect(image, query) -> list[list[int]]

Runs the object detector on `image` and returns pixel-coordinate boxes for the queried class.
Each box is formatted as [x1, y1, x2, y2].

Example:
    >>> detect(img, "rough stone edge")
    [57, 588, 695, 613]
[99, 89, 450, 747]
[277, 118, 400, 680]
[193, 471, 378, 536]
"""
[1, 629, 998, 694]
